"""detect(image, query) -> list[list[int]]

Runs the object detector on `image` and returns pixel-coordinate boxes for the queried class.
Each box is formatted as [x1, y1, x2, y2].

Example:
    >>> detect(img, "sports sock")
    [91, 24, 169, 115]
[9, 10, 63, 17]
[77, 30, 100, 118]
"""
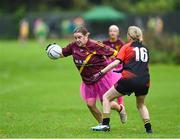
[117, 97, 123, 104]
[102, 113, 110, 125]
[119, 104, 125, 113]
[144, 119, 150, 125]
[144, 119, 152, 133]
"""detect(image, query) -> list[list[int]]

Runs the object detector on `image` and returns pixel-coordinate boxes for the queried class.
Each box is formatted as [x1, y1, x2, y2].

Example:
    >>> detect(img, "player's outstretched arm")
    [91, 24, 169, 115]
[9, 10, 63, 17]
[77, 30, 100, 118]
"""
[91, 59, 121, 82]
[101, 59, 121, 74]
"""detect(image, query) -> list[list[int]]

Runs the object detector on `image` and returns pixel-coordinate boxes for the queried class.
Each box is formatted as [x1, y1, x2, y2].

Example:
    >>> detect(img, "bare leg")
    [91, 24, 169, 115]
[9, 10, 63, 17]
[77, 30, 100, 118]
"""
[136, 95, 152, 133]
[110, 101, 121, 111]
[100, 99, 120, 112]
[86, 98, 102, 123]
[103, 86, 123, 114]
[91, 87, 126, 131]
[136, 95, 150, 121]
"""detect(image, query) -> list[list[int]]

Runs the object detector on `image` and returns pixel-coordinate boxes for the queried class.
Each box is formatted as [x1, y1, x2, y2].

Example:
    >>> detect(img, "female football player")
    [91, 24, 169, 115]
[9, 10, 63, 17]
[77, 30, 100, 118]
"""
[47, 26, 127, 126]
[91, 26, 153, 134]
[103, 25, 124, 52]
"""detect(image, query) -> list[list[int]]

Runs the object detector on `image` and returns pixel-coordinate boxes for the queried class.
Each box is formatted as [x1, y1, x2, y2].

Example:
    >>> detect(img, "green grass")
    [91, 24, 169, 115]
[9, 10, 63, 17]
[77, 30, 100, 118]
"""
[0, 40, 180, 137]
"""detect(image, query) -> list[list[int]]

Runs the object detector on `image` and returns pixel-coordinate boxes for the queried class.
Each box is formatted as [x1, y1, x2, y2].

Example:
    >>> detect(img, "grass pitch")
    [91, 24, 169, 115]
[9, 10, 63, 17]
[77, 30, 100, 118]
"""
[0, 40, 180, 137]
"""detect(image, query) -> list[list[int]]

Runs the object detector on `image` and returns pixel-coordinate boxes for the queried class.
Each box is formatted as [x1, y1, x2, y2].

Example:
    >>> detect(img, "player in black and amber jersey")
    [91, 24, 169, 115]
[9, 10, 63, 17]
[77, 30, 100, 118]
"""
[91, 26, 153, 134]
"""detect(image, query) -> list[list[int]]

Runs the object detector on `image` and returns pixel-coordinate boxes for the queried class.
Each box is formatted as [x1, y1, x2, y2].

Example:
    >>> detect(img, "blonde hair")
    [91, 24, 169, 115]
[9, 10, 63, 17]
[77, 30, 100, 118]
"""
[109, 25, 119, 32]
[127, 26, 143, 42]
[109, 25, 119, 33]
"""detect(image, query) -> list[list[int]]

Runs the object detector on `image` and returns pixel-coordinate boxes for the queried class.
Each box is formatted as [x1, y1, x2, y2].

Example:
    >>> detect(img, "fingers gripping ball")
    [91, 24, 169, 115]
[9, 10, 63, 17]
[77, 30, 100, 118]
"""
[46, 43, 62, 59]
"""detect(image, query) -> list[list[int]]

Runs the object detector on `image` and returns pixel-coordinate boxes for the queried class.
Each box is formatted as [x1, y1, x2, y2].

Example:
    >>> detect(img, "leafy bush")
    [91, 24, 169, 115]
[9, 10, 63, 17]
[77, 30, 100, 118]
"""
[144, 32, 180, 64]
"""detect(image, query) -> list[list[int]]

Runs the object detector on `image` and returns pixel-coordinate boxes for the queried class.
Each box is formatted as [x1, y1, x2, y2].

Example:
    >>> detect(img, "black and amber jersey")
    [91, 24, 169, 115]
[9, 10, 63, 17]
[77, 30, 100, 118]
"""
[116, 41, 150, 79]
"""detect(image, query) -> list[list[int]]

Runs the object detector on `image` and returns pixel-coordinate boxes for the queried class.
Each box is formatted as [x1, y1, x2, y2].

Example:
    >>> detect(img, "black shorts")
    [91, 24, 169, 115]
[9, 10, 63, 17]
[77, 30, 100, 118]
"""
[114, 76, 150, 96]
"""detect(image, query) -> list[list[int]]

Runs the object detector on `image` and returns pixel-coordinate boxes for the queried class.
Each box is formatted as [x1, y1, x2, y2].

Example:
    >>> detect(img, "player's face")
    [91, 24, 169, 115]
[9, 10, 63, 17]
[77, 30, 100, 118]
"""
[74, 32, 88, 47]
[109, 28, 119, 39]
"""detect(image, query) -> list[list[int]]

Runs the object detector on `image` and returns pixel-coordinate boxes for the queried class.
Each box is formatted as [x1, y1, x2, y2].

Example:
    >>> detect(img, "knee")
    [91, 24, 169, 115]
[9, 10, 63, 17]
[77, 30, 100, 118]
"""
[136, 103, 144, 109]
[87, 102, 96, 109]
[103, 94, 109, 102]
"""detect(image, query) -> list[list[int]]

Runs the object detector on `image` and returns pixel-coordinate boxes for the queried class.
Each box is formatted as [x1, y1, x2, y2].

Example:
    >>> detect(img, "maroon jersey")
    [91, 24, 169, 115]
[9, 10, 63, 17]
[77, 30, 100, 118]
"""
[103, 38, 124, 52]
[62, 39, 117, 84]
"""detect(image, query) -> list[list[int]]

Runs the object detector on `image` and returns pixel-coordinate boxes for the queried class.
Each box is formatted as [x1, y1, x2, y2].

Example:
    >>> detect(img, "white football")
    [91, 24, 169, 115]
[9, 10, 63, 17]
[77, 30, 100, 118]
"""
[46, 44, 62, 59]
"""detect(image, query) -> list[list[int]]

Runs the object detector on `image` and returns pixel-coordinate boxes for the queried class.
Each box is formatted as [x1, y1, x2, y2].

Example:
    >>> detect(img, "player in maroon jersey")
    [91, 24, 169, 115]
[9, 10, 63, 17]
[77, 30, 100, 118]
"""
[47, 26, 127, 125]
[91, 26, 153, 134]
[103, 25, 124, 52]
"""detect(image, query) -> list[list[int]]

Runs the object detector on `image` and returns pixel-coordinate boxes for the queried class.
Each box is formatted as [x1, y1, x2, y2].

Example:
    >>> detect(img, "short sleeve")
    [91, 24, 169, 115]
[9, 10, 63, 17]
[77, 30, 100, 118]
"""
[102, 40, 108, 45]
[116, 45, 126, 61]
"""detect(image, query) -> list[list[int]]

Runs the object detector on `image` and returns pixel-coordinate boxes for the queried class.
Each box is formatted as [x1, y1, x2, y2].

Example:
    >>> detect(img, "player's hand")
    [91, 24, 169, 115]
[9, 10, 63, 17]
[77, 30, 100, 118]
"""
[91, 71, 104, 82]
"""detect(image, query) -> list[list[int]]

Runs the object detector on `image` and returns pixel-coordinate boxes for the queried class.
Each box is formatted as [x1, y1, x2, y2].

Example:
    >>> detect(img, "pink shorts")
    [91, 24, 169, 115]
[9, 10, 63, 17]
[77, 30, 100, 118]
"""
[80, 70, 121, 102]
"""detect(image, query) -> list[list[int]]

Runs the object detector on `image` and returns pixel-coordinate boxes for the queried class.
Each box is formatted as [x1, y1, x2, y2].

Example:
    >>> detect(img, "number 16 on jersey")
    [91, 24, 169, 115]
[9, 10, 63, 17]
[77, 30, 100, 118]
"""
[133, 47, 148, 62]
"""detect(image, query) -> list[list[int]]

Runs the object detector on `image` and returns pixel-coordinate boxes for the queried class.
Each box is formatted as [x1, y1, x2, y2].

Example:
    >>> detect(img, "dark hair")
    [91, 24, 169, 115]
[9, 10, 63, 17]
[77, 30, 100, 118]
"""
[73, 26, 89, 36]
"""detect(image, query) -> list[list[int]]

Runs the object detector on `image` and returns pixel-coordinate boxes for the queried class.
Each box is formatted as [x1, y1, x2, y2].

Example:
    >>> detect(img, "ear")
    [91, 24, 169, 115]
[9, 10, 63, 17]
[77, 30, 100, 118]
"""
[86, 32, 90, 37]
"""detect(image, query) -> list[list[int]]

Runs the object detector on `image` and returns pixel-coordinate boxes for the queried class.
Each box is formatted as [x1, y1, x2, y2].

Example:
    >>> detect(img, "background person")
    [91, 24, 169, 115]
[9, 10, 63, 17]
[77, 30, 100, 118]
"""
[34, 18, 49, 44]
[19, 19, 29, 42]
